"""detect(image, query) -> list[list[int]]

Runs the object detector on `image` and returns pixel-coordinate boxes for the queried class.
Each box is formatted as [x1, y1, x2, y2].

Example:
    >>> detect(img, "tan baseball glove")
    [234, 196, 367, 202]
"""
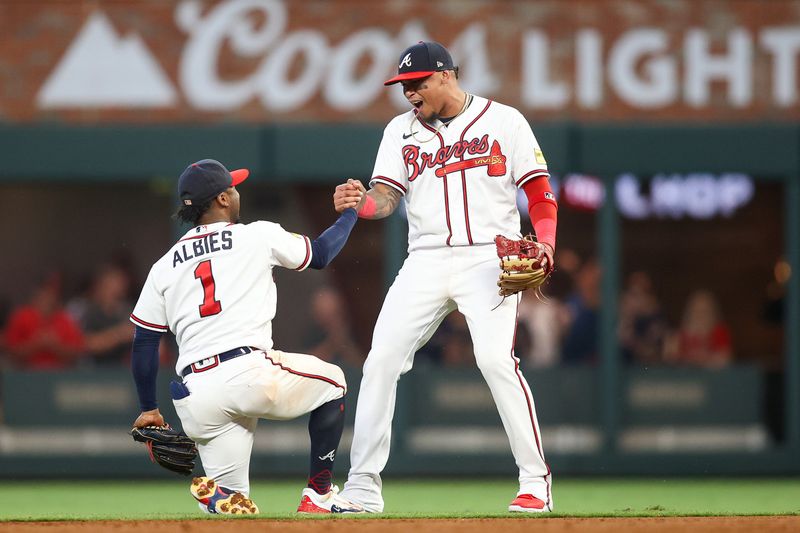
[494, 234, 554, 297]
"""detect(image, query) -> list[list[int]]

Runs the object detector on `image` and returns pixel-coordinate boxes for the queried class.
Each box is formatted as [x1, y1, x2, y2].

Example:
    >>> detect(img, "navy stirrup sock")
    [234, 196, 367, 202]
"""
[307, 397, 345, 494]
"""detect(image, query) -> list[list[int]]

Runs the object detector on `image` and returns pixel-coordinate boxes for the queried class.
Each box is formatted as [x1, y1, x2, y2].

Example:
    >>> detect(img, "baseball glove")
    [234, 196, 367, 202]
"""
[495, 234, 554, 297]
[131, 425, 198, 476]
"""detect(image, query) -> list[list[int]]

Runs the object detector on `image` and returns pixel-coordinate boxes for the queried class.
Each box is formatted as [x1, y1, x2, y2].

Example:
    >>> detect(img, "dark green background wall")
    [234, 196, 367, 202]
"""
[0, 123, 797, 477]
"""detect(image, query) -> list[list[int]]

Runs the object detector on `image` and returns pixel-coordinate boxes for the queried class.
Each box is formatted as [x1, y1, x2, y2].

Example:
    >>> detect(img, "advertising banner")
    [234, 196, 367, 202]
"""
[1, 0, 799, 122]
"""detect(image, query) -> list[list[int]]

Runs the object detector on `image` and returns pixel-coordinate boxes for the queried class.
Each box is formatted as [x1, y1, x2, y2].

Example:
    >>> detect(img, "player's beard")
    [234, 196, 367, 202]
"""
[418, 97, 450, 124]
[420, 111, 438, 124]
[416, 102, 438, 124]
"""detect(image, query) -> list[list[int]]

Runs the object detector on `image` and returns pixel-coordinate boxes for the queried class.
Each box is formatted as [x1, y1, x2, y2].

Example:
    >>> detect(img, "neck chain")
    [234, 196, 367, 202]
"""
[410, 93, 472, 144]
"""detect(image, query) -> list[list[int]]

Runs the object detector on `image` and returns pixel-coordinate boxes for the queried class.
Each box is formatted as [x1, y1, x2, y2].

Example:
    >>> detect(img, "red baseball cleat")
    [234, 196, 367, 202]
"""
[297, 485, 365, 514]
[508, 493, 551, 513]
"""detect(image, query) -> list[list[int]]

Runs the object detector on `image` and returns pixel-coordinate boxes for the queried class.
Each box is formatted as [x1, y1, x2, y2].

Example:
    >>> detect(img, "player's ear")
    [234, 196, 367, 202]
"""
[216, 190, 231, 208]
[443, 69, 459, 84]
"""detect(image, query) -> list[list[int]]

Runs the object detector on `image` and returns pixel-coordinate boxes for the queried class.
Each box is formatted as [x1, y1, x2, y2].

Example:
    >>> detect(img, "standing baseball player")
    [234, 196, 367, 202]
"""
[130, 159, 364, 514]
[333, 41, 558, 513]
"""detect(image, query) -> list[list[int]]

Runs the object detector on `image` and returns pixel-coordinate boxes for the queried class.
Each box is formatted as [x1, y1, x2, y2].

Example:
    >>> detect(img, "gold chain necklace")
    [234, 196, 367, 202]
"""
[410, 93, 472, 144]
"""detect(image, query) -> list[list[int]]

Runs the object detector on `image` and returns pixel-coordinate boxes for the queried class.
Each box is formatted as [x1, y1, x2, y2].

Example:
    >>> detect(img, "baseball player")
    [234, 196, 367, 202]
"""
[333, 41, 558, 513]
[130, 159, 364, 514]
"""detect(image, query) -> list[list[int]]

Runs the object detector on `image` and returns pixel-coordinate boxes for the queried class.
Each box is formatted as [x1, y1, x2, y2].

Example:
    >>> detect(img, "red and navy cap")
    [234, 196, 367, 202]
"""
[178, 159, 249, 206]
[384, 41, 455, 86]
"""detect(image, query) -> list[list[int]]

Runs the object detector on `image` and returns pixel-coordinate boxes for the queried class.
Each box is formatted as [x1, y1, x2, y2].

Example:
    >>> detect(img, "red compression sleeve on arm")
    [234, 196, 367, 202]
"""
[522, 177, 558, 250]
[357, 195, 377, 219]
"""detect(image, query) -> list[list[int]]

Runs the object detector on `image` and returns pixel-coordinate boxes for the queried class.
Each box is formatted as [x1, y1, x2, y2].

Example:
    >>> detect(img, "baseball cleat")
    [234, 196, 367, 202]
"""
[508, 493, 551, 513]
[190, 476, 259, 515]
[297, 485, 365, 514]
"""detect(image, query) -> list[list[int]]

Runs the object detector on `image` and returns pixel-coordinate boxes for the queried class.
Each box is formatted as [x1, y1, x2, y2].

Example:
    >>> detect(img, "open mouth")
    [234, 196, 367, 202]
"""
[411, 100, 423, 110]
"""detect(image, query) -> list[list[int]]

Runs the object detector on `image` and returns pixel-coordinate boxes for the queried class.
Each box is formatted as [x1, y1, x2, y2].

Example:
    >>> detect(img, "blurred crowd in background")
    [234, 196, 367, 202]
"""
[0, 257, 140, 371]
[0, 246, 785, 372]
[415, 250, 742, 369]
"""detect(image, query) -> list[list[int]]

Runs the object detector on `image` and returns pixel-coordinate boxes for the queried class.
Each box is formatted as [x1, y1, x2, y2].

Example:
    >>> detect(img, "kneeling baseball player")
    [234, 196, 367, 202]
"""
[129, 159, 364, 514]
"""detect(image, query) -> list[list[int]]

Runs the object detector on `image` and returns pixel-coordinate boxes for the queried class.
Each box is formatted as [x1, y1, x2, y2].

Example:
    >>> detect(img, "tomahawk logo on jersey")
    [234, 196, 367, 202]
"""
[370, 95, 549, 250]
[130, 221, 312, 374]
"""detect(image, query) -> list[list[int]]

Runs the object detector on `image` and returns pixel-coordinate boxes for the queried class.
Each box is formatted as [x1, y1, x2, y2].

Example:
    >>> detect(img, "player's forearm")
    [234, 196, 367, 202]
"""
[523, 177, 558, 251]
[360, 187, 402, 220]
[308, 209, 357, 269]
[130, 326, 162, 411]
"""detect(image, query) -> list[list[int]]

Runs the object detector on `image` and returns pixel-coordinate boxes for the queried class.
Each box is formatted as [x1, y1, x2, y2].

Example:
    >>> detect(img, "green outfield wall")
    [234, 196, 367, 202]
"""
[0, 364, 788, 478]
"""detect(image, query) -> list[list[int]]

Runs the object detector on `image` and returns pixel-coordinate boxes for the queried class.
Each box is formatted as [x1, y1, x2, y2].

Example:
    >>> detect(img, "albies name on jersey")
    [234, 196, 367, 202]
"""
[172, 230, 233, 268]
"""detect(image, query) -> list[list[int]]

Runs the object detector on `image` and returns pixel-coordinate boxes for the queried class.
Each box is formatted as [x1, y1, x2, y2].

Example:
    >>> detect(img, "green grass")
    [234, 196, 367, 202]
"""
[2, 478, 800, 520]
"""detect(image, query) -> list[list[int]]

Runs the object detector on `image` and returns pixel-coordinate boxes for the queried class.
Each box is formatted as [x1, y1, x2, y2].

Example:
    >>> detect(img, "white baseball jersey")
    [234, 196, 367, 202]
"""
[130, 221, 312, 375]
[344, 94, 554, 511]
[370, 95, 549, 251]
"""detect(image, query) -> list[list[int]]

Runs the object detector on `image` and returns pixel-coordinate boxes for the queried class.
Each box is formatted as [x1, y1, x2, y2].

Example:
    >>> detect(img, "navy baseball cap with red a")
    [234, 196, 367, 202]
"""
[178, 159, 249, 206]
[384, 41, 455, 86]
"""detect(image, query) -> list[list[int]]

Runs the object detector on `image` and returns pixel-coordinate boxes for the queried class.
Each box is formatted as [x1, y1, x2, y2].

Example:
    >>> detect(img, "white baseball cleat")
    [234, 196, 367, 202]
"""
[508, 493, 552, 513]
[297, 485, 365, 514]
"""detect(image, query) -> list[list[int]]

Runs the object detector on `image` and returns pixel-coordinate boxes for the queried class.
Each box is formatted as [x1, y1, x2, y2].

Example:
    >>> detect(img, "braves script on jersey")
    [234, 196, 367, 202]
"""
[370, 95, 549, 250]
[130, 221, 311, 374]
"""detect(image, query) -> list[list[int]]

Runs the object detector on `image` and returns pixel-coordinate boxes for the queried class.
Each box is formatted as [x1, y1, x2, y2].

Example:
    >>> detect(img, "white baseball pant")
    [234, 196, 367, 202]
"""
[343, 244, 552, 512]
[173, 349, 346, 495]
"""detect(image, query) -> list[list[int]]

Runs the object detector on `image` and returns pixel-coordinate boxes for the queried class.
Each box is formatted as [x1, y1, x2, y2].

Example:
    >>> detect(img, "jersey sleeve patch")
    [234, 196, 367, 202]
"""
[534, 147, 547, 165]
[515, 169, 550, 188]
[370, 176, 407, 195]
[130, 313, 169, 333]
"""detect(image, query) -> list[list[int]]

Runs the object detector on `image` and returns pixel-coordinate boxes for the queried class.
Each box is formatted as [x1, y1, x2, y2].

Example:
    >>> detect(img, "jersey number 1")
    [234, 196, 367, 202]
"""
[194, 260, 222, 317]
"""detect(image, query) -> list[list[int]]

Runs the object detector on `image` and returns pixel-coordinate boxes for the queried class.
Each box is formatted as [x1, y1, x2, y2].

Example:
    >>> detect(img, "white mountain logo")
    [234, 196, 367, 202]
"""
[37, 11, 176, 108]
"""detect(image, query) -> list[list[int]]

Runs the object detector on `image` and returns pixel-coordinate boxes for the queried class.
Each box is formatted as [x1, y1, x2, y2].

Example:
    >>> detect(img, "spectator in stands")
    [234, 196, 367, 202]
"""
[514, 248, 581, 368]
[79, 264, 135, 366]
[516, 248, 580, 367]
[0, 295, 10, 362]
[763, 256, 790, 326]
[304, 285, 363, 367]
[560, 258, 601, 365]
[4, 272, 84, 370]
[664, 289, 732, 368]
[517, 295, 563, 368]
[618, 271, 669, 366]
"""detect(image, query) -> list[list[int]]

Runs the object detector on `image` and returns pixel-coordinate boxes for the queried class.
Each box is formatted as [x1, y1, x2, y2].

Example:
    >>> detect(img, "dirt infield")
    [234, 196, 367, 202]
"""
[3, 517, 800, 533]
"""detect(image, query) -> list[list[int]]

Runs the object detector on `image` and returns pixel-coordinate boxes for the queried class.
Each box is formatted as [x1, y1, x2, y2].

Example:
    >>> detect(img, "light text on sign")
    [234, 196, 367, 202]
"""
[523, 174, 755, 220]
[36, 0, 800, 113]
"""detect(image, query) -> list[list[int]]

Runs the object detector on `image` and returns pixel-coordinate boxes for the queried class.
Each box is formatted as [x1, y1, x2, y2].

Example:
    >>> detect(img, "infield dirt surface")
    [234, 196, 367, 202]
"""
[4, 517, 800, 532]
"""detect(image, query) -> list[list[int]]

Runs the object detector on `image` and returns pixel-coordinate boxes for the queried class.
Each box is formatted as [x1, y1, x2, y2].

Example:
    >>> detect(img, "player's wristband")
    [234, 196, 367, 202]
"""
[357, 195, 377, 218]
